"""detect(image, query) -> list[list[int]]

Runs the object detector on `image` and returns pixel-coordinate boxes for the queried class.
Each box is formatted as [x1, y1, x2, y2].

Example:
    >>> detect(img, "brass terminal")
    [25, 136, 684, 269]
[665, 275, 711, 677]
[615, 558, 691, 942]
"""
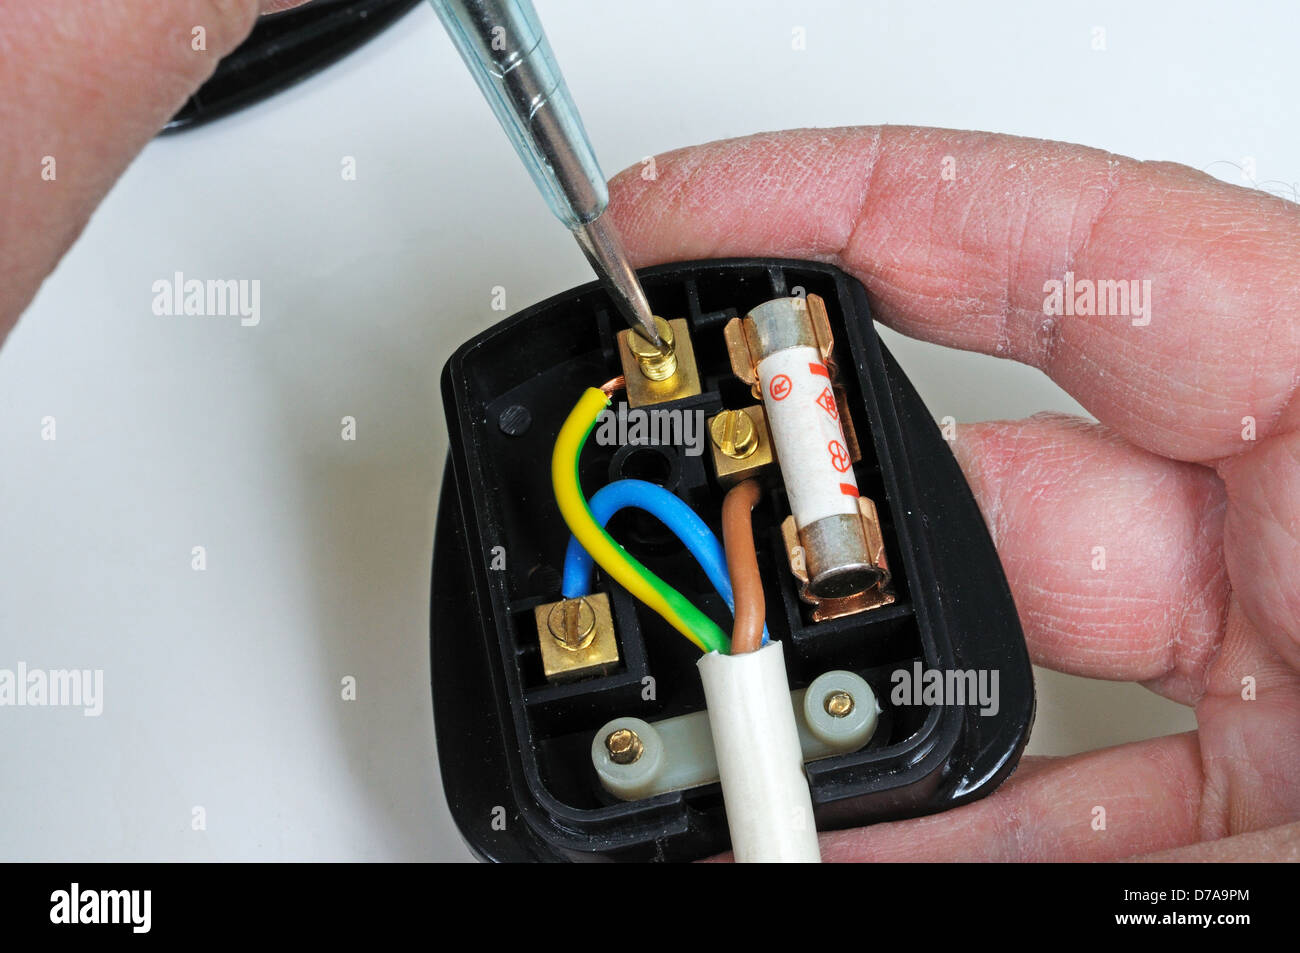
[605, 728, 644, 765]
[627, 317, 677, 381]
[706, 405, 774, 487]
[709, 408, 758, 459]
[534, 593, 620, 681]
[616, 316, 702, 407]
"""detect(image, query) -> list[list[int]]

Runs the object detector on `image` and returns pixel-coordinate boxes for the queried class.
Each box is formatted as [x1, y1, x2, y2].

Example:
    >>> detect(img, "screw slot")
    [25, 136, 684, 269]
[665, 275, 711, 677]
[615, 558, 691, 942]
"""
[628, 317, 677, 381]
[547, 598, 597, 651]
[710, 409, 758, 459]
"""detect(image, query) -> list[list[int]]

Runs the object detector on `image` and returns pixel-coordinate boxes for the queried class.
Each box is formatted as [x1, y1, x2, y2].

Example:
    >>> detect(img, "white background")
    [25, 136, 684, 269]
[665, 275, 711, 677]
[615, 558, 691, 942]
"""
[2, 0, 1293, 861]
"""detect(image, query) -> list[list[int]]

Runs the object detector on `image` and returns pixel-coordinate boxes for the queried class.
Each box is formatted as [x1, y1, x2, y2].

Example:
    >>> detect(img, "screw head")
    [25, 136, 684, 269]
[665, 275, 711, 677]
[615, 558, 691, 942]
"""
[547, 598, 597, 651]
[824, 690, 855, 718]
[628, 317, 677, 381]
[710, 409, 759, 459]
[605, 728, 644, 765]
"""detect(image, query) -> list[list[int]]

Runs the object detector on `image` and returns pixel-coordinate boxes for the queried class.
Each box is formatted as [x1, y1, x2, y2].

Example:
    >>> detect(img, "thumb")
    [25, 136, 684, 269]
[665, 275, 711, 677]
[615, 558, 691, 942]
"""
[0, 0, 309, 340]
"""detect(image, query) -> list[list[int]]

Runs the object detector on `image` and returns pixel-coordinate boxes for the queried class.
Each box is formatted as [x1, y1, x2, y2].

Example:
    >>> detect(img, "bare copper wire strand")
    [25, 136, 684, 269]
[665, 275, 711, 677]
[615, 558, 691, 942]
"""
[722, 479, 766, 654]
[599, 376, 626, 396]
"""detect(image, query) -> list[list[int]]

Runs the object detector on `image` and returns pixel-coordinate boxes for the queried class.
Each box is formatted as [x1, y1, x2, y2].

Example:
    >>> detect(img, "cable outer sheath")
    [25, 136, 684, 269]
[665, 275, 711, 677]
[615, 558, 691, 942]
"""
[697, 642, 821, 862]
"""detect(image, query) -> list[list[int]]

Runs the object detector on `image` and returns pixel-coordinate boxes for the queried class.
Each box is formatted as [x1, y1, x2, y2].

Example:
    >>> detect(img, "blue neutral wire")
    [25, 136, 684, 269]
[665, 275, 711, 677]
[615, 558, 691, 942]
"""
[562, 479, 769, 644]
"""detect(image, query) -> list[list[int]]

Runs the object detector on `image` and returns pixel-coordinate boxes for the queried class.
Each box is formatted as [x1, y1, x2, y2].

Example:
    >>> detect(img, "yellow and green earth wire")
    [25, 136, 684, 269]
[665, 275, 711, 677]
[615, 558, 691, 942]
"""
[551, 387, 730, 655]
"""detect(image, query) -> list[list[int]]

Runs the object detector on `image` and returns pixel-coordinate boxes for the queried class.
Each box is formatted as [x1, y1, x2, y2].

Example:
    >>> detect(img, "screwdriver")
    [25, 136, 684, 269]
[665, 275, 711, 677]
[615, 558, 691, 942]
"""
[430, 0, 663, 348]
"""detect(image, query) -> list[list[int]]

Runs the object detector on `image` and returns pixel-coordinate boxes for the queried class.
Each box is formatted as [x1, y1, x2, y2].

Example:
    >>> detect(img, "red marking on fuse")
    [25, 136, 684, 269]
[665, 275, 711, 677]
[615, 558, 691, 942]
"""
[809, 363, 830, 378]
[828, 440, 851, 473]
[815, 386, 839, 420]
[769, 374, 793, 401]
[839, 483, 858, 497]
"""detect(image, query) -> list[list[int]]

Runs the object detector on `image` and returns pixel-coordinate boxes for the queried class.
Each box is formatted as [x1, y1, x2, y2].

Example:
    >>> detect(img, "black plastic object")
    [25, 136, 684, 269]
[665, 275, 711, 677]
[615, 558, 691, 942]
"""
[164, 0, 421, 133]
[432, 259, 1035, 862]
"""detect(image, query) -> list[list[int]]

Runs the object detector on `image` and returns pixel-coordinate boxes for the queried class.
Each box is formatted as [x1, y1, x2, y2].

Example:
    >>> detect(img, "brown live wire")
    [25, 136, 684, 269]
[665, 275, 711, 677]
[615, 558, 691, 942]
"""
[722, 479, 767, 654]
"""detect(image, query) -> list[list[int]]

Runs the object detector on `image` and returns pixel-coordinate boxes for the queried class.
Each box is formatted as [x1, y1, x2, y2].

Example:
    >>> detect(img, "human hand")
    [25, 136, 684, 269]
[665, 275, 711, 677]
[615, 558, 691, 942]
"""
[609, 127, 1300, 861]
[0, 0, 308, 345]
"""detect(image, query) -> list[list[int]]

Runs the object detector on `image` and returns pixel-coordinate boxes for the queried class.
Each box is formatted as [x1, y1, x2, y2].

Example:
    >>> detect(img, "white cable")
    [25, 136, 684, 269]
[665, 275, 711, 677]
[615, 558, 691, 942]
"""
[697, 641, 822, 863]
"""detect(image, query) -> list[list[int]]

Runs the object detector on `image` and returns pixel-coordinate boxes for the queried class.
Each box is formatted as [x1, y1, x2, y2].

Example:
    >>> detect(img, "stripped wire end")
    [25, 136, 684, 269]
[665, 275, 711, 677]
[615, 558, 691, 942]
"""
[599, 376, 626, 397]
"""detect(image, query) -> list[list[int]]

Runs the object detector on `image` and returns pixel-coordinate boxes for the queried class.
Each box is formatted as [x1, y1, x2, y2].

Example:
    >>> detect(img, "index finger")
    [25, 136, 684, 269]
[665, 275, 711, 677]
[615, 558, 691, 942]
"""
[608, 127, 1300, 463]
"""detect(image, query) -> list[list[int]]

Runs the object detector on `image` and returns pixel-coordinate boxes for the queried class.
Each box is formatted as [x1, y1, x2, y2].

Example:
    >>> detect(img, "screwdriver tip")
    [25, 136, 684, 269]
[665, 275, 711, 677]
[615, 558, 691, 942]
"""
[573, 216, 661, 347]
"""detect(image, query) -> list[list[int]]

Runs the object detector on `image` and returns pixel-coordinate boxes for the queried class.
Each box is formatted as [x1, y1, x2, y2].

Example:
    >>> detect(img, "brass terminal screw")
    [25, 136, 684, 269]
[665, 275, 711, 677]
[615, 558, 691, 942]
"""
[824, 690, 855, 718]
[547, 598, 597, 651]
[627, 316, 677, 381]
[710, 409, 758, 459]
[605, 728, 644, 765]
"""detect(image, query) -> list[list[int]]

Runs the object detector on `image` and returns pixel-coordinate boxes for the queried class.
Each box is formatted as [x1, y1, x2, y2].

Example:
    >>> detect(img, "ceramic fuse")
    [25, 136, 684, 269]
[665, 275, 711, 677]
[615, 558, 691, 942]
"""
[741, 297, 878, 599]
